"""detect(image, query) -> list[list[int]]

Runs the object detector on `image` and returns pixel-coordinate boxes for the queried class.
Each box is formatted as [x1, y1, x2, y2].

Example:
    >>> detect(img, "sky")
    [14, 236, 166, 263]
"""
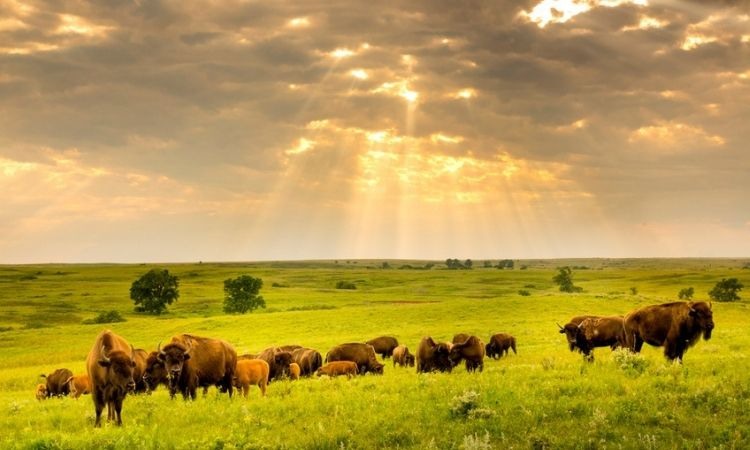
[1, 0, 749, 263]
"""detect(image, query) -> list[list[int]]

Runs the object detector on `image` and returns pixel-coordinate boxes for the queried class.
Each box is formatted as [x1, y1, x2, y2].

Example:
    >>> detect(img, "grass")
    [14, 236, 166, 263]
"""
[0, 259, 749, 448]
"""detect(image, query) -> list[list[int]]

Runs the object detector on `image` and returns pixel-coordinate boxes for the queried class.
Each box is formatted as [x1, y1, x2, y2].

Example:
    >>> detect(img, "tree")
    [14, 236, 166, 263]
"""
[223, 275, 266, 314]
[678, 287, 694, 300]
[130, 269, 179, 315]
[464, 259, 473, 269]
[708, 278, 743, 302]
[552, 266, 582, 293]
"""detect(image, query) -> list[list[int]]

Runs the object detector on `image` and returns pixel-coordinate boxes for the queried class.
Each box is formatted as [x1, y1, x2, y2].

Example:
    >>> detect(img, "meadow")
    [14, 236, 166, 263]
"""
[0, 259, 749, 449]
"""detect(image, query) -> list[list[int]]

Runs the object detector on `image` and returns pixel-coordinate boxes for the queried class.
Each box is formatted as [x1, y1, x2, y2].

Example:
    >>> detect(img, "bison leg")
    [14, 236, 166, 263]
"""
[259, 379, 267, 396]
[113, 396, 124, 426]
[107, 400, 113, 422]
[93, 390, 105, 427]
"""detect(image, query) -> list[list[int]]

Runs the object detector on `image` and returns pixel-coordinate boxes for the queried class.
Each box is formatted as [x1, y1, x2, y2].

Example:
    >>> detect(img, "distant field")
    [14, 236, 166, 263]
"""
[0, 259, 749, 449]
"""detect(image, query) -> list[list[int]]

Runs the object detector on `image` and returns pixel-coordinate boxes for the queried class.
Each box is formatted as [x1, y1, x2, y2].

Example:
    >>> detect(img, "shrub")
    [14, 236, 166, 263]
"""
[629, 287, 638, 295]
[518, 289, 531, 296]
[335, 281, 357, 290]
[461, 432, 493, 450]
[678, 287, 694, 300]
[450, 390, 480, 418]
[708, 278, 743, 302]
[82, 310, 126, 324]
[223, 275, 265, 314]
[611, 348, 649, 376]
[553, 267, 582, 293]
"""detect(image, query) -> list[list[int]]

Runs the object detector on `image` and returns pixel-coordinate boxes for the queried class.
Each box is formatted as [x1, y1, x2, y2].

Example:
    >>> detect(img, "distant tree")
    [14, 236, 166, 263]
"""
[424, 263, 435, 270]
[335, 280, 357, 290]
[483, 261, 492, 268]
[496, 259, 514, 269]
[223, 275, 265, 314]
[629, 287, 638, 295]
[552, 266, 581, 293]
[678, 287, 694, 300]
[130, 268, 179, 315]
[381, 261, 391, 269]
[446, 258, 464, 270]
[708, 278, 743, 302]
[464, 259, 473, 269]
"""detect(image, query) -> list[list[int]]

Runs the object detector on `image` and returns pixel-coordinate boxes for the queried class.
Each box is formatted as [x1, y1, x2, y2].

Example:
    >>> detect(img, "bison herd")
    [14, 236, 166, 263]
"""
[36, 300, 714, 427]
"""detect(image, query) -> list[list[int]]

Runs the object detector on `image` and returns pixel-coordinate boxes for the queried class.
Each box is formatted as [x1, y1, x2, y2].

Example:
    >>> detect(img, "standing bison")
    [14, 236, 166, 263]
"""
[416, 337, 453, 373]
[66, 374, 92, 399]
[449, 335, 485, 372]
[325, 343, 384, 374]
[392, 345, 415, 367]
[233, 359, 269, 397]
[41, 368, 73, 398]
[573, 316, 625, 361]
[365, 336, 399, 359]
[485, 333, 517, 359]
[157, 334, 237, 399]
[86, 330, 137, 427]
[257, 347, 294, 381]
[558, 315, 598, 352]
[290, 347, 323, 377]
[142, 351, 168, 392]
[624, 301, 714, 361]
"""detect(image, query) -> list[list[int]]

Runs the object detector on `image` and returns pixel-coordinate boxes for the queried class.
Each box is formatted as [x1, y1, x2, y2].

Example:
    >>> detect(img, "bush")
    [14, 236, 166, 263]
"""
[450, 390, 480, 418]
[629, 287, 638, 295]
[335, 281, 357, 290]
[553, 267, 582, 293]
[708, 278, 743, 302]
[82, 310, 126, 324]
[518, 289, 531, 296]
[678, 287, 694, 300]
[223, 275, 265, 314]
[611, 348, 649, 376]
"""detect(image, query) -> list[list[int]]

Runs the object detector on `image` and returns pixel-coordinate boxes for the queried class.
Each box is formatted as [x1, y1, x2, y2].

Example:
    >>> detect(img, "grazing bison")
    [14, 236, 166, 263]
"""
[416, 337, 453, 373]
[290, 347, 323, 377]
[325, 343, 384, 374]
[157, 334, 237, 400]
[35, 384, 47, 401]
[41, 368, 73, 397]
[558, 315, 599, 352]
[86, 330, 137, 427]
[257, 347, 294, 381]
[131, 348, 149, 393]
[66, 373, 92, 399]
[365, 336, 399, 359]
[233, 359, 269, 397]
[289, 363, 301, 380]
[574, 316, 626, 361]
[485, 333, 517, 359]
[142, 351, 168, 392]
[392, 345, 415, 368]
[316, 361, 359, 378]
[278, 345, 302, 352]
[624, 301, 714, 361]
[449, 335, 485, 372]
[452, 334, 471, 345]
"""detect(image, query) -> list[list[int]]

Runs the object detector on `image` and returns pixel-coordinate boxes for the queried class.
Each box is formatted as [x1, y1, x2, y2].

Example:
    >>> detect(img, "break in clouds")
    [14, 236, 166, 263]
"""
[0, 0, 749, 262]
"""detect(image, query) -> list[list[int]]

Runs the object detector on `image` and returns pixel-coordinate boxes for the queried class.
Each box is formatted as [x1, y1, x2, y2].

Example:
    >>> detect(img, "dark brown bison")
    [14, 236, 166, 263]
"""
[157, 334, 237, 399]
[257, 347, 294, 381]
[325, 343, 384, 374]
[558, 315, 599, 352]
[449, 335, 485, 372]
[66, 373, 92, 399]
[485, 333, 517, 359]
[142, 351, 168, 392]
[41, 368, 73, 397]
[233, 359, 269, 397]
[624, 301, 714, 361]
[290, 347, 323, 377]
[574, 316, 626, 361]
[131, 348, 149, 393]
[365, 336, 399, 359]
[416, 337, 453, 373]
[316, 361, 359, 378]
[278, 345, 302, 352]
[86, 330, 137, 427]
[392, 345, 415, 367]
[452, 334, 471, 344]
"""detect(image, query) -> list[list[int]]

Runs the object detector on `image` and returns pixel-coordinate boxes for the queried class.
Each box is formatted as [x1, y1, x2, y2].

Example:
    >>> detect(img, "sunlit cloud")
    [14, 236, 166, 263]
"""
[681, 12, 748, 50]
[629, 122, 725, 149]
[622, 15, 668, 32]
[285, 138, 316, 155]
[287, 17, 310, 28]
[350, 69, 368, 80]
[452, 88, 477, 99]
[372, 80, 420, 103]
[329, 48, 355, 59]
[520, 0, 648, 28]
[57, 14, 112, 37]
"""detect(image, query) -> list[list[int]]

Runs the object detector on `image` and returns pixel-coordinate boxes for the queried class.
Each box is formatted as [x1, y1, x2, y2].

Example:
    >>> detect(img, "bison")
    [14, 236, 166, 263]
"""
[365, 336, 399, 359]
[558, 315, 599, 352]
[449, 335, 485, 372]
[157, 334, 237, 400]
[131, 348, 149, 393]
[233, 359, 269, 397]
[452, 334, 471, 345]
[35, 384, 47, 401]
[142, 351, 168, 392]
[290, 347, 323, 377]
[41, 368, 73, 398]
[416, 337, 453, 373]
[316, 361, 359, 378]
[485, 333, 517, 359]
[325, 343, 384, 374]
[573, 316, 626, 361]
[392, 345, 415, 368]
[256, 347, 294, 381]
[289, 362, 301, 380]
[86, 330, 137, 427]
[66, 373, 92, 399]
[624, 301, 714, 362]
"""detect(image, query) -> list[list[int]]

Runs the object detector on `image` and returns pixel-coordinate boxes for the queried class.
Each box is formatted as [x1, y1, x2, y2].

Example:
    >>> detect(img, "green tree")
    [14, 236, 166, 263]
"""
[552, 266, 581, 293]
[130, 268, 179, 315]
[708, 278, 743, 302]
[678, 287, 694, 300]
[223, 275, 266, 314]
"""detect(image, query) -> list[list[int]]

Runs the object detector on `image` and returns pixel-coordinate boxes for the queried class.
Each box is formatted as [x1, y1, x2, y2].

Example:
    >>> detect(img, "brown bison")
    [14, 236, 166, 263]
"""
[485, 333, 517, 359]
[452, 334, 471, 345]
[41, 368, 73, 397]
[157, 334, 237, 399]
[142, 351, 168, 392]
[289, 362, 301, 380]
[131, 348, 149, 393]
[86, 330, 137, 427]
[558, 315, 599, 352]
[574, 316, 626, 361]
[278, 345, 302, 352]
[392, 345, 415, 367]
[449, 335, 486, 372]
[257, 347, 294, 381]
[233, 359, 269, 397]
[416, 337, 453, 373]
[66, 374, 92, 399]
[325, 343, 384, 374]
[624, 301, 714, 361]
[35, 384, 47, 401]
[238, 353, 258, 360]
[290, 347, 323, 377]
[365, 336, 399, 359]
[316, 361, 359, 378]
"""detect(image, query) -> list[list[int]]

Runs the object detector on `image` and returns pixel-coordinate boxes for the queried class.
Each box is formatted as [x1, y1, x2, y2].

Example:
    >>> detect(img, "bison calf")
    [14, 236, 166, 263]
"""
[66, 374, 92, 399]
[392, 345, 415, 368]
[233, 359, 269, 397]
[35, 384, 47, 401]
[316, 361, 359, 378]
[486, 333, 517, 359]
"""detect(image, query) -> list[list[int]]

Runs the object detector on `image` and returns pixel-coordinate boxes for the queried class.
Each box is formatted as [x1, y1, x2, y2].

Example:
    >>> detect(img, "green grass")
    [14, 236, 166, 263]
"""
[0, 259, 749, 449]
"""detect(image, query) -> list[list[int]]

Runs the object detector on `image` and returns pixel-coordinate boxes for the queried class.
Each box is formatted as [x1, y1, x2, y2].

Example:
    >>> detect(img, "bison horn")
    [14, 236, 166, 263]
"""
[130, 344, 136, 363]
[100, 345, 111, 363]
[577, 322, 585, 329]
[184, 341, 192, 355]
[157, 341, 165, 355]
[709, 301, 712, 310]
[556, 323, 563, 331]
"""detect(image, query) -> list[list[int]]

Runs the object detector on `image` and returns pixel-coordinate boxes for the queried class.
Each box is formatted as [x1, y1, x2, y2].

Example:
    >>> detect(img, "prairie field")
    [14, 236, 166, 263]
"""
[0, 259, 749, 449]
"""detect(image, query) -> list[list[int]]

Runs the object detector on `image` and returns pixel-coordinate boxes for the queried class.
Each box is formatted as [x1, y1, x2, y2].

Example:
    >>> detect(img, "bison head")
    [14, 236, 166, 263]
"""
[98, 344, 137, 392]
[689, 302, 714, 340]
[157, 341, 191, 383]
[560, 323, 580, 351]
[143, 351, 168, 391]
[405, 354, 415, 367]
